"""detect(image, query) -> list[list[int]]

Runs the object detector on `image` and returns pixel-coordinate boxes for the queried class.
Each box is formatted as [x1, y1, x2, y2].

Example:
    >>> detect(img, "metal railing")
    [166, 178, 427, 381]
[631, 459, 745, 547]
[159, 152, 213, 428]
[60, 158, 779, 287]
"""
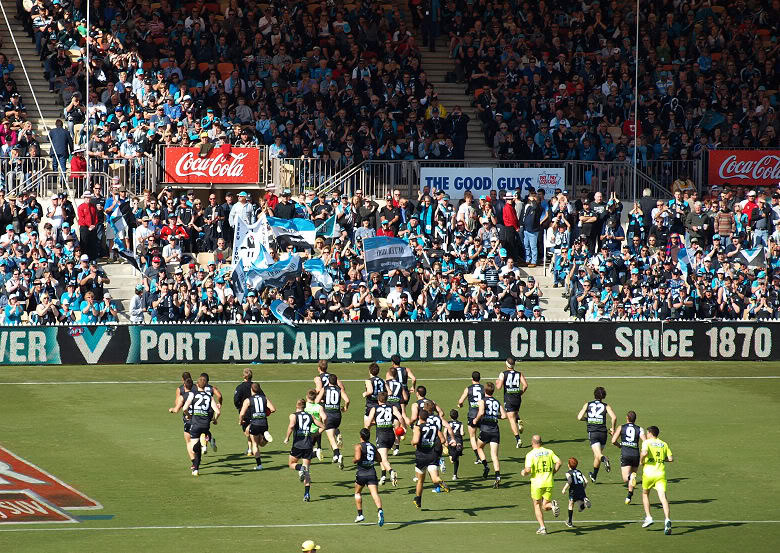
[0, 155, 155, 197]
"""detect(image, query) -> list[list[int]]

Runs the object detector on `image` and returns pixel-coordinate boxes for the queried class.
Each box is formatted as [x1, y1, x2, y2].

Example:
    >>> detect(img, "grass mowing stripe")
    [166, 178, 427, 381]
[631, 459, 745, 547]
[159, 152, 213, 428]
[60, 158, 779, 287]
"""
[2, 376, 779, 385]
[2, 520, 780, 532]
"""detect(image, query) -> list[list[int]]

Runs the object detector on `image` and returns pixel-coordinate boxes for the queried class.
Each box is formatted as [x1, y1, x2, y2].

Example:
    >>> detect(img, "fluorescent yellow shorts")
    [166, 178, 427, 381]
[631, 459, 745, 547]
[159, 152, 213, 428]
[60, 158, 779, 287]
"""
[531, 485, 553, 501]
[642, 473, 667, 493]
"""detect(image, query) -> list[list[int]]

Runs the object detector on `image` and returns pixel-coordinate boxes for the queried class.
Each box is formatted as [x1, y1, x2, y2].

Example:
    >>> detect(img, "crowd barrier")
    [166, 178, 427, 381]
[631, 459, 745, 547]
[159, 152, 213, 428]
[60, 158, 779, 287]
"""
[0, 321, 777, 365]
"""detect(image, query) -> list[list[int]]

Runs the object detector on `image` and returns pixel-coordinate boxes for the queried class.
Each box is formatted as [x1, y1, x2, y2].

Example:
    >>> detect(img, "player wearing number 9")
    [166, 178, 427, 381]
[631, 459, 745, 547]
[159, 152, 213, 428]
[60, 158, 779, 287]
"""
[611, 410, 645, 504]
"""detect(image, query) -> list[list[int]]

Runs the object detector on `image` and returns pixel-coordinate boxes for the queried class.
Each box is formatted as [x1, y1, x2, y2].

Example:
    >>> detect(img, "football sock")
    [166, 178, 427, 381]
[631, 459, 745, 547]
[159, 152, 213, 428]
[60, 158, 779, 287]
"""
[382, 470, 387, 478]
[593, 466, 600, 477]
[600, 455, 606, 463]
[514, 434, 520, 441]
[334, 448, 340, 457]
[627, 490, 633, 499]
[295, 463, 302, 471]
[453, 458, 459, 475]
[304, 485, 310, 494]
[481, 460, 488, 468]
[193, 443, 201, 469]
[357, 509, 363, 516]
[568, 509, 573, 524]
[255, 456, 262, 466]
[495, 471, 500, 478]
[473, 449, 479, 460]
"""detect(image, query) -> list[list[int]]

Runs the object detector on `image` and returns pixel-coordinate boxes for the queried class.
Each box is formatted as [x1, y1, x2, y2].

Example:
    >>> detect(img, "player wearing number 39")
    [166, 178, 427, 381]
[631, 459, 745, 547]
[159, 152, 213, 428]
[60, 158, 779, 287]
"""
[577, 386, 616, 482]
[353, 428, 385, 527]
[521, 435, 562, 535]
[640, 426, 674, 535]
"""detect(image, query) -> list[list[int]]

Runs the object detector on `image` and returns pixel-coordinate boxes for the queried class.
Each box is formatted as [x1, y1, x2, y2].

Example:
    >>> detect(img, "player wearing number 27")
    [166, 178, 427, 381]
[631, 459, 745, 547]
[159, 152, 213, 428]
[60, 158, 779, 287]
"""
[640, 425, 673, 535]
[521, 435, 562, 535]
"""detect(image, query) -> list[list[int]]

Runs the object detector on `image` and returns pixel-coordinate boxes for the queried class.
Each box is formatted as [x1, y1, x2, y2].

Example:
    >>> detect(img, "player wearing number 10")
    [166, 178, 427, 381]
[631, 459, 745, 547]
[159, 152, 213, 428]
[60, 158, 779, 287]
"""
[521, 435, 562, 535]
[640, 425, 674, 535]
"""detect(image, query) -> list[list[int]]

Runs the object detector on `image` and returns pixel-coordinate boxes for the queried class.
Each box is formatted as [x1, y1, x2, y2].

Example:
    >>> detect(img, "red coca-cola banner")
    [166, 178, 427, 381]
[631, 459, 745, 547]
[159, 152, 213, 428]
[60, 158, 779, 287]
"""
[708, 149, 780, 186]
[164, 146, 260, 184]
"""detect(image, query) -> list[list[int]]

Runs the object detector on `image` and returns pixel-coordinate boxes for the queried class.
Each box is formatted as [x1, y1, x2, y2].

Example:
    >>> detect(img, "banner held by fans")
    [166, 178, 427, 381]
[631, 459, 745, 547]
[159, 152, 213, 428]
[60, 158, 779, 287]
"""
[363, 237, 417, 273]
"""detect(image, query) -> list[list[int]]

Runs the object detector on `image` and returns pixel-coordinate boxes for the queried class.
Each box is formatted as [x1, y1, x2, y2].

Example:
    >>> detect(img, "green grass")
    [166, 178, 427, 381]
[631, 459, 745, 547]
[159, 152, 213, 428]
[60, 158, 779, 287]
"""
[1, 361, 779, 552]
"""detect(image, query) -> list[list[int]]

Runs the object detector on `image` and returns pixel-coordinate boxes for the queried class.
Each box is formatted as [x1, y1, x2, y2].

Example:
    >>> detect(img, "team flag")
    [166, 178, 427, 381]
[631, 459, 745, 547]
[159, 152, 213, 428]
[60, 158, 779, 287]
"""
[270, 298, 297, 327]
[363, 236, 417, 273]
[315, 214, 339, 238]
[303, 258, 334, 290]
[736, 247, 766, 268]
[266, 217, 316, 249]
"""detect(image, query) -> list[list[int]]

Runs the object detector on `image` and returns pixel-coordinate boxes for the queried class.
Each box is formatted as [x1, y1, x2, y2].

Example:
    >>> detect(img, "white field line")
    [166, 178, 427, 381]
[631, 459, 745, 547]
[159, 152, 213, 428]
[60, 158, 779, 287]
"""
[0, 376, 779, 386]
[1, 519, 779, 532]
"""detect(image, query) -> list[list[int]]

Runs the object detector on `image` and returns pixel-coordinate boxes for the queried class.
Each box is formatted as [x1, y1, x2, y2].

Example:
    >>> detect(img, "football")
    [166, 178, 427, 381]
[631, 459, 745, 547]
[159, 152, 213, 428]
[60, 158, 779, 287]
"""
[394, 426, 406, 437]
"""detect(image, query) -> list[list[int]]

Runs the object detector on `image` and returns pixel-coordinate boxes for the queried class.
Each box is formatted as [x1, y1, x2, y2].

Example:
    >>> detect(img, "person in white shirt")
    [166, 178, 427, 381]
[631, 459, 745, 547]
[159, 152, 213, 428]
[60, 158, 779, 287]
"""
[129, 284, 147, 323]
[229, 191, 254, 227]
[386, 282, 411, 307]
[135, 216, 154, 244]
[162, 235, 183, 265]
[499, 257, 521, 278]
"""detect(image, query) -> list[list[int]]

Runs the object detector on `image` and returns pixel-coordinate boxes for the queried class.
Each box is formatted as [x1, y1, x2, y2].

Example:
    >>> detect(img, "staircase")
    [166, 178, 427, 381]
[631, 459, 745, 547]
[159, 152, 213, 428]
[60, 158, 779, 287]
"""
[102, 260, 138, 321]
[0, 12, 63, 154]
[417, 37, 492, 160]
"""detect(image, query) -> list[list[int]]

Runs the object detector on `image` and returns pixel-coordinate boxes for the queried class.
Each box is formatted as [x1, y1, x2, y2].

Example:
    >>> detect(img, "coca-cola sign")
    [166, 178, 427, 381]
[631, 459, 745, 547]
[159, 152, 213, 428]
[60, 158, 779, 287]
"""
[708, 150, 780, 186]
[164, 147, 260, 184]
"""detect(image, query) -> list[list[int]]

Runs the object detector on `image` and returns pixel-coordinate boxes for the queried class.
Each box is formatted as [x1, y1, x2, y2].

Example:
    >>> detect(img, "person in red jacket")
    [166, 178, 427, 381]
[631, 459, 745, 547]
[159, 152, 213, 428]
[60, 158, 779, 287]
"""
[77, 191, 98, 260]
[70, 148, 87, 195]
[160, 214, 191, 242]
[502, 191, 521, 262]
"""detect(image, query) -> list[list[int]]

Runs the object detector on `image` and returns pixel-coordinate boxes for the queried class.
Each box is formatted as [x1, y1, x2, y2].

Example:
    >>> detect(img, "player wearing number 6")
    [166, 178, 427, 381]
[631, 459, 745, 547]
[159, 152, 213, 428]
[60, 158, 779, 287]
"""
[611, 410, 645, 504]
[576, 386, 616, 482]
[521, 435, 562, 535]
[472, 382, 507, 487]
[353, 428, 385, 527]
[640, 426, 673, 535]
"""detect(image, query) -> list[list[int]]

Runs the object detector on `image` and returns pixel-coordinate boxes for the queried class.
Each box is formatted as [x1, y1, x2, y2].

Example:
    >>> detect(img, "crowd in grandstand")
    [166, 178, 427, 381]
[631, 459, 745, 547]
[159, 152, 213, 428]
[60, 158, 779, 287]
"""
[0, 0, 778, 324]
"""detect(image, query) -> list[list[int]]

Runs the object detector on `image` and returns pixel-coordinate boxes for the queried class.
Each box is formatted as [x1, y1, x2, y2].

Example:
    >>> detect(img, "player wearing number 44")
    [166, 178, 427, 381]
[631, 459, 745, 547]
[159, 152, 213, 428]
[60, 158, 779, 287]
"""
[576, 387, 616, 483]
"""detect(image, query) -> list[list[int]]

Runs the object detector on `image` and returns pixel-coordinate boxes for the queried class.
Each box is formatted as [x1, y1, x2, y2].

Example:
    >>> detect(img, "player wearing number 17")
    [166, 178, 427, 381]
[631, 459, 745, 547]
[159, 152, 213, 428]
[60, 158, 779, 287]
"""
[640, 426, 673, 535]
[521, 435, 562, 535]
[577, 386, 616, 482]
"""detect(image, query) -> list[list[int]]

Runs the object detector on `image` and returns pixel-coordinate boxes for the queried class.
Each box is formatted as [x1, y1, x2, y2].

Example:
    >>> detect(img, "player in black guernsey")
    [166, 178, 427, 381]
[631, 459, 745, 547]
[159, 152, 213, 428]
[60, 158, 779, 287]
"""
[285, 398, 325, 502]
[560, 457, 591, 528]
[168, 375, 195, 467]
[472, 382, 507, 487]
[495, 357, 528, 448]
[234, 368, 254, 456]
[577, 386, 617, 482]
[386, 354, 417, 412]
[353, 428, 385, 526]
[180, 376, 222, 476]
[199, 372, 223, 454]
[385, 368, 405, 456]
[448, 410, 465, 480]
[314, 373, 350, 467]
[362, 362, 386, 426]
[412, 409, 450, 508]
[365, 392, 407, 487]
[238, 382, 276, 470]
[457, 371, 485, 464]
[314, 359, 345, 393]
[611, 410, 645, 504]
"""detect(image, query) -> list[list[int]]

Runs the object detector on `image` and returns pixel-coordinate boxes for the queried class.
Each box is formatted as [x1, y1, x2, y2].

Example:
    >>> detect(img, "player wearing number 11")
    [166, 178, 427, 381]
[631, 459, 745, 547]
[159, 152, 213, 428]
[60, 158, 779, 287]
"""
[521, 435, 562, 535]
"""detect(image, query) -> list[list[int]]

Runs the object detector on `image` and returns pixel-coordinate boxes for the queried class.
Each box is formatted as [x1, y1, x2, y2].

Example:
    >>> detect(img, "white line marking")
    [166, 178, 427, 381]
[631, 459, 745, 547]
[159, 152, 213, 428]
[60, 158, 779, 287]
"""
[591, 344, 603, 350]
[0, 520, 776, 532]
[1, 376, 778, 386]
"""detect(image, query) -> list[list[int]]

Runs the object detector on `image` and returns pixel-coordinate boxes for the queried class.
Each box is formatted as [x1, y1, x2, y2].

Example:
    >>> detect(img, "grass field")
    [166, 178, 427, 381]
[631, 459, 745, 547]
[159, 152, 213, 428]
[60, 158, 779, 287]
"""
[1, 361, 779, 552]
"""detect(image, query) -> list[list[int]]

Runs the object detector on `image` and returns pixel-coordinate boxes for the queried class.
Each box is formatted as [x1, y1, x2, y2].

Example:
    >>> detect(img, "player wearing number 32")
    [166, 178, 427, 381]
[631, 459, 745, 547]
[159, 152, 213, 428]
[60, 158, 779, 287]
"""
[576, 386, 616, 482]
[521, 435, 562, 535]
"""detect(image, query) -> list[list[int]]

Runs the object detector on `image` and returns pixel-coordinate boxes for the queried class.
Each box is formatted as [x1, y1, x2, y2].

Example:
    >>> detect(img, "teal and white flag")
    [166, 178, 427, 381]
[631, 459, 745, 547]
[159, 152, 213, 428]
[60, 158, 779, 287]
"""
[303, 258, 334, 290]
[363, 236, 417, 273]
[315, 214, 339, 238]
[270, 298, 297, 327]
[267, 216, 316, 248]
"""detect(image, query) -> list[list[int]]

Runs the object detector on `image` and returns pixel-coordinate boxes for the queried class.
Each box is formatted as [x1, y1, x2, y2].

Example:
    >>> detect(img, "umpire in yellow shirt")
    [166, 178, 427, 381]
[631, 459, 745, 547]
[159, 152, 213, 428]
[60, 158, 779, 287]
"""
[521, 434, 562, 535]
[640, 425, 673, 535]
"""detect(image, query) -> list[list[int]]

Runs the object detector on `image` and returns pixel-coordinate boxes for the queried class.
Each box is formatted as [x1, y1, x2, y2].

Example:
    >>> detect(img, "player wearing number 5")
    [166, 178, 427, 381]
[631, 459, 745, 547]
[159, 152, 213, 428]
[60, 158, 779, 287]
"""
[521, 435, 562, 535]
[611, 410, 645, 504]
[495, 357, 528, 448]
[353, 428, 385, 526]
[472, 382, 507, 487]
[577, 386, 616, 482]
[640, 426, 673, 535]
